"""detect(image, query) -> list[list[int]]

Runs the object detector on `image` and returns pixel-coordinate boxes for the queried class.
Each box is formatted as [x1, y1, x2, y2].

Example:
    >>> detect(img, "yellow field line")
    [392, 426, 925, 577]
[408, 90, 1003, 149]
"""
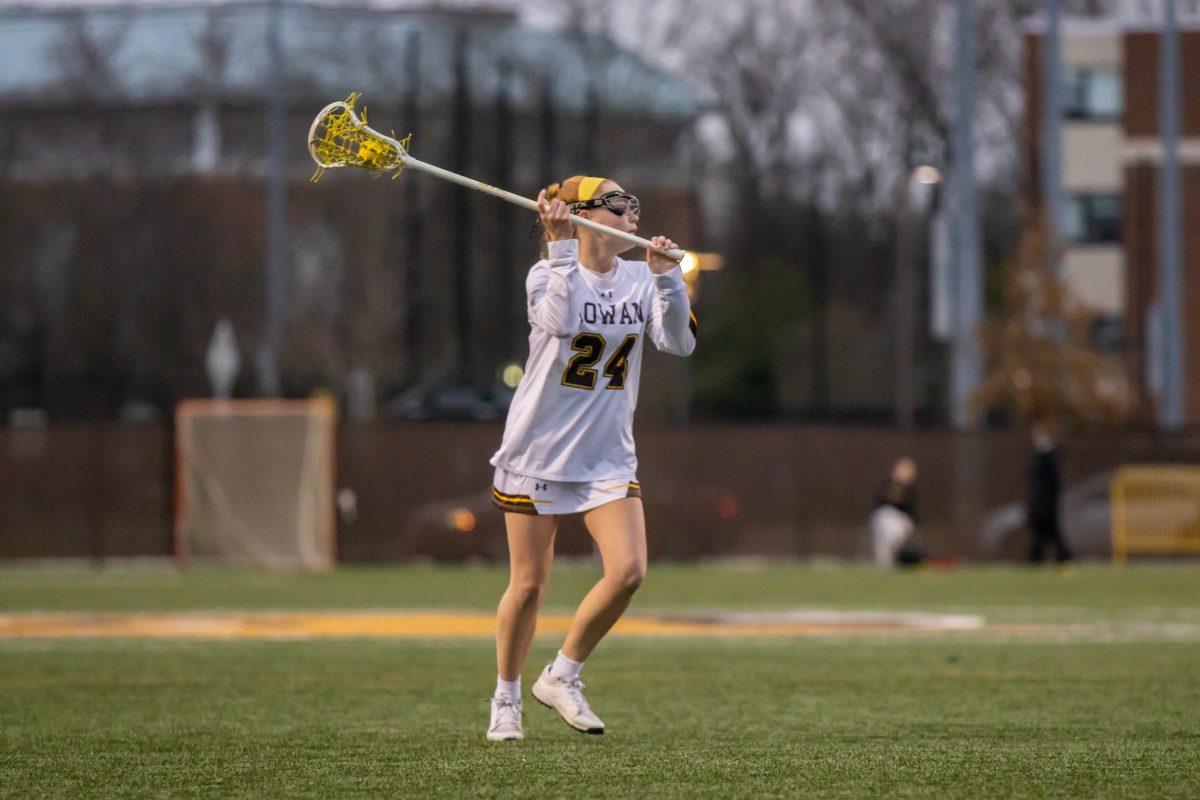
[0, 611, 961, 640]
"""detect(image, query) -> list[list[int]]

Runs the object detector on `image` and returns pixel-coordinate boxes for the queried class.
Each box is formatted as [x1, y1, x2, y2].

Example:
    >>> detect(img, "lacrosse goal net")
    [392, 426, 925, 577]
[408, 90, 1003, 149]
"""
[1110, 465, 1200, 563]
[175, 399, 336, 570]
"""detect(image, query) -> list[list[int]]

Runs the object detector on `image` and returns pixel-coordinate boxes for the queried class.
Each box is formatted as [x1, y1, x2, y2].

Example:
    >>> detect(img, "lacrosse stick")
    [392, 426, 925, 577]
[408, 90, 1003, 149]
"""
[308, 93, 685, 262]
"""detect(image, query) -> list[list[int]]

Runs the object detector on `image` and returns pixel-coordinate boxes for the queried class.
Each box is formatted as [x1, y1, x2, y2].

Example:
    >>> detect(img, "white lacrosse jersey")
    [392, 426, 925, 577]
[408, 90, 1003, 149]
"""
[490, 239, 696, 482]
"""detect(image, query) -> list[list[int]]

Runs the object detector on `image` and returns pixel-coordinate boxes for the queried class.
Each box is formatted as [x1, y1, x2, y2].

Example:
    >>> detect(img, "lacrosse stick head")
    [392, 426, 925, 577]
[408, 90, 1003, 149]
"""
[308, 92, 411, 182]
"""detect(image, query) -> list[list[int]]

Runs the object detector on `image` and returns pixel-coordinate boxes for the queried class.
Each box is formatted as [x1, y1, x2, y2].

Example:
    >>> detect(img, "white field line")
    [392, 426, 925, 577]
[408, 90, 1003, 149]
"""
[649, 610, 986, 631]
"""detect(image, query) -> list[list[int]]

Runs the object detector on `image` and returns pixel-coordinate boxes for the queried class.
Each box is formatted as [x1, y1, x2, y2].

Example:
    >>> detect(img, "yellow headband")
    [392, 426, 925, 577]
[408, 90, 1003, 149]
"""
[577, 176, 607, 202]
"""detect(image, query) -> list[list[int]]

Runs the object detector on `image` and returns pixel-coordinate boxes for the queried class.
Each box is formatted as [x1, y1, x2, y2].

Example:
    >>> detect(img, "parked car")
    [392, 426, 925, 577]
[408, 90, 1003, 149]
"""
[384, 384, 513, 421]
[979, 471, 1114, 560]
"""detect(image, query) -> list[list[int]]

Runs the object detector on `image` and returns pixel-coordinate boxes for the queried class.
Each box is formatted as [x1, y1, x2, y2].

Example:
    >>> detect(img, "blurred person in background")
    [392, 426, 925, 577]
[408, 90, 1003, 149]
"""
[1027, 422, 1073, 564]
[870, 457, 924, 567]
[485, 176, 696, 742]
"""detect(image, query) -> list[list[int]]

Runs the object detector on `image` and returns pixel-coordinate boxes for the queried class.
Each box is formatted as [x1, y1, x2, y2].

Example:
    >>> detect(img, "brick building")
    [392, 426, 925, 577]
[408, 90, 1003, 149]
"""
[1024, 2, 1200, 426]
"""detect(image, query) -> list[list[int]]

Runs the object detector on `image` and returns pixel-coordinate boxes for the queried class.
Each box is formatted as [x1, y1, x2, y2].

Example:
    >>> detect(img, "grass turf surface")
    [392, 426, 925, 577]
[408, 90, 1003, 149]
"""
[3, 562, 1200, 622]
[2, 564, 1199, 798]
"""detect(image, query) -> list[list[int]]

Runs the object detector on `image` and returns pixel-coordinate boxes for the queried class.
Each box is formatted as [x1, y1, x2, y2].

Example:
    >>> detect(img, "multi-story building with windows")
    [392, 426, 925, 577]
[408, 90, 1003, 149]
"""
[1024, 2, 1200, 425]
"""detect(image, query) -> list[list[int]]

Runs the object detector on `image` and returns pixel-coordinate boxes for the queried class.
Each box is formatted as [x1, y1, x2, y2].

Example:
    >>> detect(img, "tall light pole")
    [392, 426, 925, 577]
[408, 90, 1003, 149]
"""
[1040, 0, 1065, 257]
[949, 0, 983, 430]
[262, 0, 287, 397]
[403, 31, 423, 387]
[895, 166, 940, 430]
[1157, 0, 1185, 429]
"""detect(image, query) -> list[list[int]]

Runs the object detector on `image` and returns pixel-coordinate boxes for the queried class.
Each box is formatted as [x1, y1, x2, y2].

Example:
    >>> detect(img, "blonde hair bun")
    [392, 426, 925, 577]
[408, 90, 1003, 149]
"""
[543, 175, 593, 206]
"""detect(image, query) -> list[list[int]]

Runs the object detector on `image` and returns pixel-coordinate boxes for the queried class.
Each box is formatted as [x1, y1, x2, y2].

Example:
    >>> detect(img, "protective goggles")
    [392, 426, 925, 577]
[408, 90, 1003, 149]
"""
[571, 190, 640, 217]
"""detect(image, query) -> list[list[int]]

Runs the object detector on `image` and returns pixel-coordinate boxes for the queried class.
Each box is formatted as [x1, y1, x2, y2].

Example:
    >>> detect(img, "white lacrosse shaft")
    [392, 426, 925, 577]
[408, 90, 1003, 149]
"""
[311, 102, 685, 262]
[402, 155, 682, 261]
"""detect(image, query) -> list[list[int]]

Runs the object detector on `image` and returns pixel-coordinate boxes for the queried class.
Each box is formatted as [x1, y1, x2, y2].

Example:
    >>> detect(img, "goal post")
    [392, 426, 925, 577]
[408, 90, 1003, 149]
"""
[1110, 465, 1200, 564]
[174, 398, 337, 571]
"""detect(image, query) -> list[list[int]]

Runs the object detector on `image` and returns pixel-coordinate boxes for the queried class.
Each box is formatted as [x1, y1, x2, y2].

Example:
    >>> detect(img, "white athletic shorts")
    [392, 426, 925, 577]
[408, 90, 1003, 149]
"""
[870, 506, 914, 567]
[491, 466, 641, 516]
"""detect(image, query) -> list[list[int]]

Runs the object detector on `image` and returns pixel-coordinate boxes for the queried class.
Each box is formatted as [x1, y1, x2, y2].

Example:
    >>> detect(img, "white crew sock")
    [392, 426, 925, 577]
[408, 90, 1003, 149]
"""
[548, 650, 583, 681]
[495, 676, 521, 700]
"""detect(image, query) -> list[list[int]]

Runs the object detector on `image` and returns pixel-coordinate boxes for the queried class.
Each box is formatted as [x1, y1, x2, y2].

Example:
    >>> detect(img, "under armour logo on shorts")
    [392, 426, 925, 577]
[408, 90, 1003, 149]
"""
[535, 482, 548, 491]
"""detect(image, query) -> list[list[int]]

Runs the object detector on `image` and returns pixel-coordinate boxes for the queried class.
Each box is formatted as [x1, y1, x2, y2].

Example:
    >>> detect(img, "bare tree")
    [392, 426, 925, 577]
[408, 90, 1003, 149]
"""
[48, 8, 130, 101]
[528, 0, 818, 264]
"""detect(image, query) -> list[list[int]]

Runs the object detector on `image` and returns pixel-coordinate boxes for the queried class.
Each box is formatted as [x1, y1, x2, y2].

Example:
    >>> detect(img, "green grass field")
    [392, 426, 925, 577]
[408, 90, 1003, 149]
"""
[2, 563, 1199, 799]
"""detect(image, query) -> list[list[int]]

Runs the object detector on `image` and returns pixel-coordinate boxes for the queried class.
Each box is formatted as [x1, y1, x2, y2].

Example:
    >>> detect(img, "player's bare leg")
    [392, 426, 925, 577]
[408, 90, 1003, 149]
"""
[562, 497, 647, 660]
[532, 497, 645, 734]
[495, 512, 558, 681]
[489, 512, 557, 741]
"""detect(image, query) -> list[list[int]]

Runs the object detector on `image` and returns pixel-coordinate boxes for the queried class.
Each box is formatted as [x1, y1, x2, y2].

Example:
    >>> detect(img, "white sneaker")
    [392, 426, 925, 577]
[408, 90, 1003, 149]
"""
[531, 665, 605, 734]
[486, 695, 524, 741]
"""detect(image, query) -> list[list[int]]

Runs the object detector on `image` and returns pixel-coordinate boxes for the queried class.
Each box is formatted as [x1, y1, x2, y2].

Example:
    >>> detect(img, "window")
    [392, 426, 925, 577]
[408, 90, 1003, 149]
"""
[1062, 67, 1122, 121]
[1063, 194, 1121, 244]
[1090, 315, 1124, 353]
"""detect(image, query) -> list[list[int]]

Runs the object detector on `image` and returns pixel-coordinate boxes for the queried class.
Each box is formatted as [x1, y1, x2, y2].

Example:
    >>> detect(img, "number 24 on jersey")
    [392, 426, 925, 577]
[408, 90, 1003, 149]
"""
[561, 333, 637, 391]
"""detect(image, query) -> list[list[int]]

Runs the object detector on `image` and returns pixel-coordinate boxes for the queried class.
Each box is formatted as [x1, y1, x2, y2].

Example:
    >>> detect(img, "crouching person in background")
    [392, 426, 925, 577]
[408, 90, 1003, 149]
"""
[870, 457, 924, 567]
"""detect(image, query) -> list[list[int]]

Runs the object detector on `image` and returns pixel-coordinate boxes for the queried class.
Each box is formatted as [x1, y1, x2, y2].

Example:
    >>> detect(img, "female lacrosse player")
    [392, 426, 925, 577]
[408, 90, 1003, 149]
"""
[485, 175, 696, 741]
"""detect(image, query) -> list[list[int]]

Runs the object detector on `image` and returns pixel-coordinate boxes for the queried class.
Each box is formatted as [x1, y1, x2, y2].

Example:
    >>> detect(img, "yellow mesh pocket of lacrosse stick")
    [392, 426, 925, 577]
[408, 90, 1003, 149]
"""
[309, 92, 412, 182]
